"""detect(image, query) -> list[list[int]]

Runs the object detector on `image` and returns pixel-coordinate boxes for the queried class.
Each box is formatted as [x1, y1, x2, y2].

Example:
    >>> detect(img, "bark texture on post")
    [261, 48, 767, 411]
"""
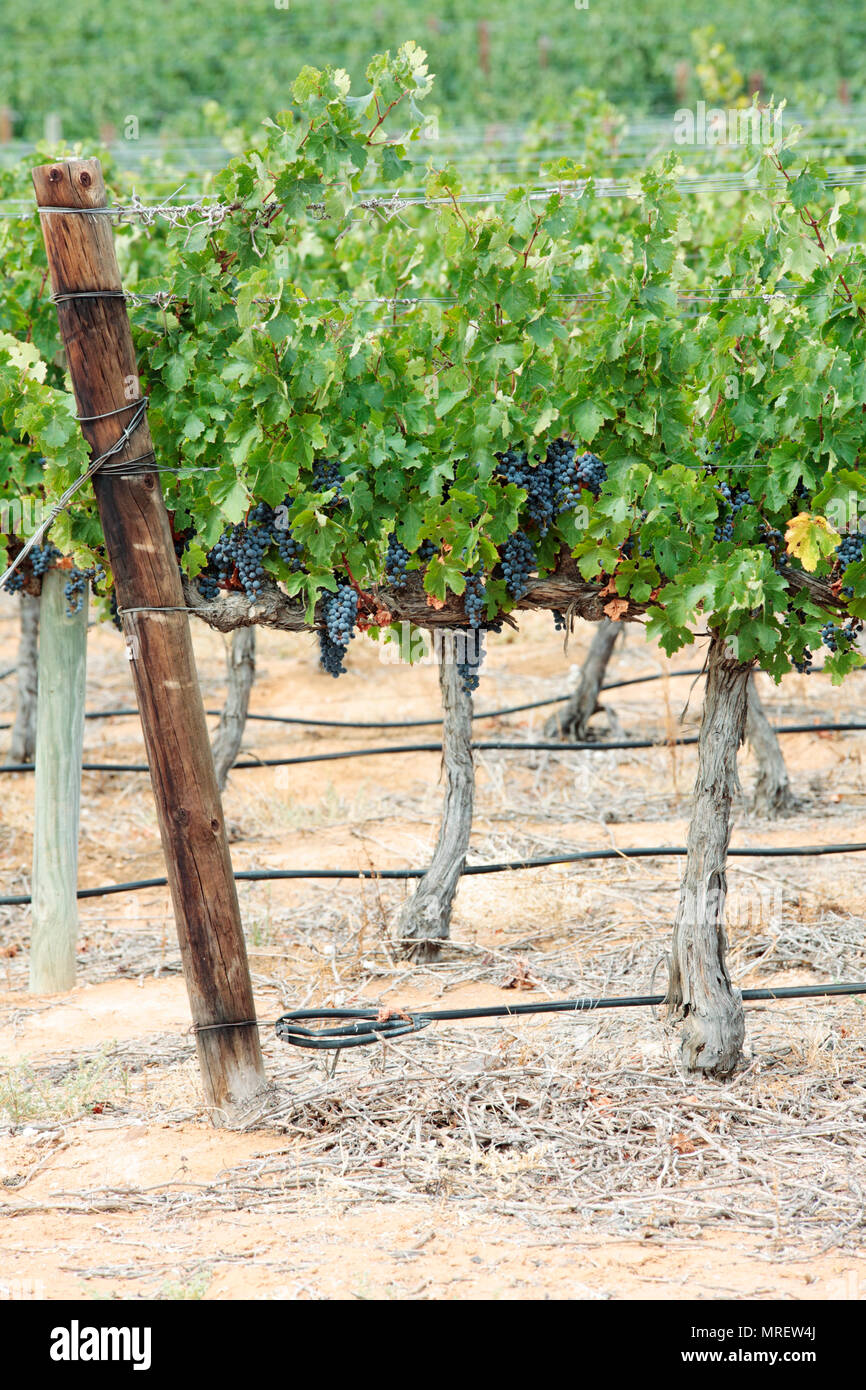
[544, 618, 621, 739]
[211, 627, 256, 792]
[34, 158, 265, 1121]
[10, 594, 39, 763]
[396, 632, 475, 961]
[29, 570, 87, 993]
[745, 674, 797, 817]
[666, 634, 749, 1076]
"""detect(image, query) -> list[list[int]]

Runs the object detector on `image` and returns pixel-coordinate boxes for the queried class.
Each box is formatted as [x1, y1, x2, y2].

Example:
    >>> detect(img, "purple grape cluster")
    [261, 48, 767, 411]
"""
[318, 583, 358, 678]
[456, 630, 485, 695]
[574, 451, 607, 496]
[386, 533, 410, 588]
[463, 573, 486, 628]
[820, 618, 862, 652]
[501, 530, 536, 599]
[312, 457, 345, 506]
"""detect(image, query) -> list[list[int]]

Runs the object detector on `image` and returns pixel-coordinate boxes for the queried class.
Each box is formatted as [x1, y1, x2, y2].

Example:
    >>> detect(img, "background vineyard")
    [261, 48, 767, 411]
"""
[3, 0, 866, 142]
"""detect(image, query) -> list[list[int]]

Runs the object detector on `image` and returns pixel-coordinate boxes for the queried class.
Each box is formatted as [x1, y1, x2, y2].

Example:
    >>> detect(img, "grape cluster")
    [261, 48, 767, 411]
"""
[209, 528, 239, 585]
[821, 618, 862, 652]
[318, 583, 358, 678]
[2, 568, 24, 595]
[456, 631, 485, 695]
[312, 457, 344, 505]
[545, 437, 581, 513]
[714, 483, 753, 542]
[500, 530, 536, 600]
[64, 568, 89, 614]
[793, 647, 814, 675]
[234, 524, 271, 600]
[834, 533, 865, 597]
[109, 590, 122, 630]
[418, 539, 436, 563]
[495, 438, 605, 534]
[207, 506, 305, 602]
[495, 446, 555, 533]
[463, 573, 486, 628]
[196, 572, 220, 601]
[574, 451, 607, 496]
[386, 533, 410, 588]
[552, 609, 567, 632]
[31, 543, 60, 576]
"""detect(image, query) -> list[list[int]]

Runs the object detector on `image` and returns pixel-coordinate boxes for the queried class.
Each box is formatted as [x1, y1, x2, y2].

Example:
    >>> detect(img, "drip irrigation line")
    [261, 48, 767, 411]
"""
[0, 667, 707, 734]
[274, 981, 866, 1050]
[2, 720, 864, 775]
[3, 842, 866, 907]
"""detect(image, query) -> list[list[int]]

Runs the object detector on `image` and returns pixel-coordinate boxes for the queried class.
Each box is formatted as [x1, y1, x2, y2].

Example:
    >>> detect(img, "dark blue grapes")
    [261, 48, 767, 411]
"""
[456, 630, 485, 695]
[501, 530, 536, 599]
[386, 533, 410, 588]
[495, 446, 555, 534]
[575, 451, 607, 497]
[31, 543, 60, 576]
[821, 619, 862, 652]
[714, 482, 752, 542]
[834, 533, 864, 597]
[64, 569, 88, 614]
[418, 540, 436, 563]
[234, 525, 271, 600]
[546, 437, 581, 513]
[2, 568, 24, 595]
[312, 457, 344, 505]
[196, 573, 220, 601]
[463, 573, 486, 628]
[793, 647, 814, 675]
[553, 609, 567, 632]
[319, 583, 358, 678]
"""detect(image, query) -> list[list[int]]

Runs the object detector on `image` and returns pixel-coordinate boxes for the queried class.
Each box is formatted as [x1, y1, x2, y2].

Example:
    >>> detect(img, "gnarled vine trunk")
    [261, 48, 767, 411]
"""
[10, 594, 39, 763]
[666, 634, 749, 1076]
[396, 631, 475, 962]
[211, 626, 256, 792]
[745, 674, 797, 817]
[544, 618, 622, 740]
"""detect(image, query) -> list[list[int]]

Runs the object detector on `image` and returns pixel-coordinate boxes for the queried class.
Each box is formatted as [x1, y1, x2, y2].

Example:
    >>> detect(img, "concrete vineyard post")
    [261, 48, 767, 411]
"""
[29, 569, 86, 993]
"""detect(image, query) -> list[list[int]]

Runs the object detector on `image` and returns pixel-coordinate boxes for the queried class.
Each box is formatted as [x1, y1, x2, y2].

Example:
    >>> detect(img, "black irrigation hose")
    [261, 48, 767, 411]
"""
[274, 981, 866, 1050]
[3, 721, 866, 775]
[0, 666, 709, 734]
[3, 841, 866, 907]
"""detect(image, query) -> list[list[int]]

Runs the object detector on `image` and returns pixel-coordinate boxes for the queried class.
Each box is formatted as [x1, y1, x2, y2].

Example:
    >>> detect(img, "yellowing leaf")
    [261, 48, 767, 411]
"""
[784, 513, 840, 572]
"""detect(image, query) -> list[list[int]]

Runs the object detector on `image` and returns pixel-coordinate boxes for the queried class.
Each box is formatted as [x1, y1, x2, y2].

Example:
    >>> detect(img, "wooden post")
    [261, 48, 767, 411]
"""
[33, 158, 266, 1120]
[30, 568, 87, 993]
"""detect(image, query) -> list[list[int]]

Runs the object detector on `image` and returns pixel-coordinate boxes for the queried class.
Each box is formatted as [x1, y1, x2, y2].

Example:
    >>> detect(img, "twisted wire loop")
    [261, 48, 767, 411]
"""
[0, 397, 151, 591]
[276, 1009, 431, 1050]
[274, 981, 866, 1052]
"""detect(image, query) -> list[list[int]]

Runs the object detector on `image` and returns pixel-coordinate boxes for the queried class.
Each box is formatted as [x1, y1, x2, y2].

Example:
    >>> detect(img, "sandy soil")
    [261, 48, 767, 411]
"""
[1, 598, 865, 1300]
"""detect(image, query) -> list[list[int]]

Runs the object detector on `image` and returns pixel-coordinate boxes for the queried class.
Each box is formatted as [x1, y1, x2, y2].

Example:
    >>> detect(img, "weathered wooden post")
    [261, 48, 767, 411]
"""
[33, 158, 266, 1121]
[29, 568, 87, 992]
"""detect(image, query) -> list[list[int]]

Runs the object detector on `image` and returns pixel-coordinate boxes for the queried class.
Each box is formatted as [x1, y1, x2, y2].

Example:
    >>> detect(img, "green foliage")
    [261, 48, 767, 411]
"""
[1, 47, 865, 682]
[2, 1, 866, 138]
